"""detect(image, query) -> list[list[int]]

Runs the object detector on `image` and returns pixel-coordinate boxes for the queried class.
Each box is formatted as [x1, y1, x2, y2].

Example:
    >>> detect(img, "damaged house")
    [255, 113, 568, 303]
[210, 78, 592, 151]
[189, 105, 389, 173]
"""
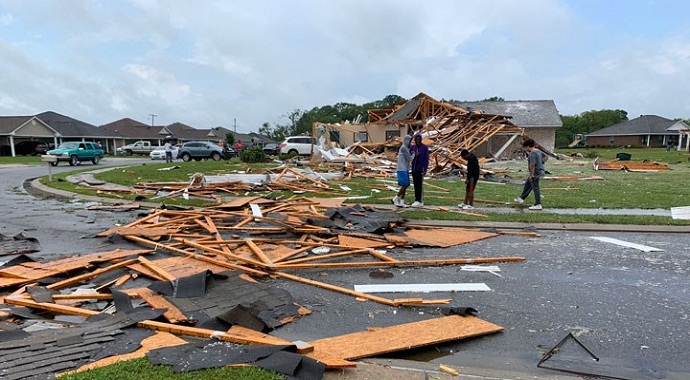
[311, 93, 561, 160]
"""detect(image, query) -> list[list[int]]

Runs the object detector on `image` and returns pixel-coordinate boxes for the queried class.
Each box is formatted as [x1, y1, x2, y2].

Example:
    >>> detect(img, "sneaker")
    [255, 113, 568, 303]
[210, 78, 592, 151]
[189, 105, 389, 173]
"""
[411, 201, 424, 208]
[514, 197, 524, 204]
[391, 196, 399, 205]
[462, 205, 474, 210]
[528, 204, 543, 210]
[397, 199, 407, 207]
[458, 203, 466, 208]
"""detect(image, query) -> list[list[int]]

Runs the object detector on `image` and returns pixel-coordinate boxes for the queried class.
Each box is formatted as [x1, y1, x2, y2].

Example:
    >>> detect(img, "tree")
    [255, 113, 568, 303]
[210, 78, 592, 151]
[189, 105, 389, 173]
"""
[225, 132, 235, 146]
[482, 96, 505, 102]
[555, 109, 628, 148]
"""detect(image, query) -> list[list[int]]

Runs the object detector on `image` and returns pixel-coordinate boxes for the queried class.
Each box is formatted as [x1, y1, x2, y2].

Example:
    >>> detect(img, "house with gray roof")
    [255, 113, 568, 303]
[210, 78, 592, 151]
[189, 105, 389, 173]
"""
[585, 115, 689, 150]
[101, 118, 165, 143]
[0, 116, 61, 156]
[453, 100, 563, 152]
[1, 112, 119, 156]
[34, 111, 120, 153]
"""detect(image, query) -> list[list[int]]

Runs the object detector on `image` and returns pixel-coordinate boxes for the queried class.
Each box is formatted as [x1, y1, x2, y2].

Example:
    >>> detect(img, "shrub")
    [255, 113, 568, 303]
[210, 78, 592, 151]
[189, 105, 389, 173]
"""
[239, 147, 266, 163]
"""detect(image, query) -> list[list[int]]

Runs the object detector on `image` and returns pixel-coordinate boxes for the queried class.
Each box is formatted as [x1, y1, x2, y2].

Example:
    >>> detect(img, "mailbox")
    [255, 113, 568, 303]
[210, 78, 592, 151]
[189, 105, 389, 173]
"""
[41, 155, 57, 163]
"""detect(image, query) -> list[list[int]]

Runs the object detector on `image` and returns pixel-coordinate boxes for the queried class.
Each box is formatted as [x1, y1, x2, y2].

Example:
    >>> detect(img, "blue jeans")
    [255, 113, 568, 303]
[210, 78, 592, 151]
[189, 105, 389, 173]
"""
[520, 177, 541, 205]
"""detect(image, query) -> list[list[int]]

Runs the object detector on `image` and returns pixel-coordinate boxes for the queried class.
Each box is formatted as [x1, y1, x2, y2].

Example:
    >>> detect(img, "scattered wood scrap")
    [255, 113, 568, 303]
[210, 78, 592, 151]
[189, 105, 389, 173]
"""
[593, 158, 671, 172]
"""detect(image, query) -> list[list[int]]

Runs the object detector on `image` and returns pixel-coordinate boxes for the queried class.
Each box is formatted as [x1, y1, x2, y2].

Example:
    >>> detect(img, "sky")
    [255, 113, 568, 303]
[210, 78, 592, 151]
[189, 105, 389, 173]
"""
[1, 0, 689, 133]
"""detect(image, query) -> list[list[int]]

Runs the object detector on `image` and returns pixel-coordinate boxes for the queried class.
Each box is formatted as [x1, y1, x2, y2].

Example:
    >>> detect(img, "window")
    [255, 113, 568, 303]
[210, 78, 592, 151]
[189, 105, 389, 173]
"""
[355, 132, 368, 143]
[609, 137, 614, 145]
[385, 130, 400, 140]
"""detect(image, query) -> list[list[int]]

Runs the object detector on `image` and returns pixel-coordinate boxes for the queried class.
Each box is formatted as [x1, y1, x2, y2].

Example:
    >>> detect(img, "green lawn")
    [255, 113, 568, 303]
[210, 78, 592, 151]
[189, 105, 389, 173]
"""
[60, 357, 286, 380]
[34, 148, 690, 225]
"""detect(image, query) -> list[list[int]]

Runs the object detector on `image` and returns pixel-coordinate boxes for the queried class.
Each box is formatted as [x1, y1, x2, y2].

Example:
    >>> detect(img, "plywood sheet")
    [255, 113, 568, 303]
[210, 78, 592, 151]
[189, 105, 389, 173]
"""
[305, 197, 344, 208]
[136, 256, 230, 277]
[308, 315, 502, 361]
[403, 228, 497, 247]
[338, 235, 389, 248]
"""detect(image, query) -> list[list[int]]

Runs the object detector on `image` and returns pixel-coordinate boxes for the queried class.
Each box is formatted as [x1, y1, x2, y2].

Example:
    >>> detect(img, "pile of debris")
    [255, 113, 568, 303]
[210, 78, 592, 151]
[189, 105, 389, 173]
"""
[593, 158, 672, 172]
[311, 93, 535, 177]
[0, 197, 528, 379]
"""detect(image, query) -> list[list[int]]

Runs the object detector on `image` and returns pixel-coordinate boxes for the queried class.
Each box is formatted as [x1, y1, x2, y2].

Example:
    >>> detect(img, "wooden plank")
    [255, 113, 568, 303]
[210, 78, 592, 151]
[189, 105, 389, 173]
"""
[226, 325, 295, 347]
[180, 238, 267, 268]
[136, 288, 191, 324]
[138, 256, 176, 281]
[273, 256, 525, 270]
[307, 315, 503, 361]
[4, 297, 100, 316]
[0, 249, 152, 289]
[46, 258, 139, 290]
[126, 236, 269, 277]
[274, 272, 398, 306]
[244, 239, 273, 264]
[138, 320, 291, 346]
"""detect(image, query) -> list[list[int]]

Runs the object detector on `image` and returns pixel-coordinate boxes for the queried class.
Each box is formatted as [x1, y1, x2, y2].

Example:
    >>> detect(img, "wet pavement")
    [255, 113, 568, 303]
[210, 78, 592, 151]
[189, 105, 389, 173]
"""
[1, 160, 689, 380]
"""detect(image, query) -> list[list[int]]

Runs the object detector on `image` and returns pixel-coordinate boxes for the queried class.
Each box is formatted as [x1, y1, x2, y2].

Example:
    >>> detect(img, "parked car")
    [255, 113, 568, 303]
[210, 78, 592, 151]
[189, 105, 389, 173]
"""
[279, 136, 316, 155]
[262, 143, 279, 156]
[46, 141, 104, 166]
[149, 145, 180, 160]
[177, 141, 225, 162]
[117, 140, 163, 156]
[224, 146, 238, 158]
[14, 141, 51, 156]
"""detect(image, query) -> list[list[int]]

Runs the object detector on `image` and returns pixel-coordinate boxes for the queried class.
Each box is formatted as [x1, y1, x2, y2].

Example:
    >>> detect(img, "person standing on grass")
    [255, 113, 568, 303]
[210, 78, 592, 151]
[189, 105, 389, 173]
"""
[164, 139, 173, 163]
[514, 138, 544, 210]
[409, 133, 429, 208]
[459, 149, 480, 210]
[392, 135, 414, 207]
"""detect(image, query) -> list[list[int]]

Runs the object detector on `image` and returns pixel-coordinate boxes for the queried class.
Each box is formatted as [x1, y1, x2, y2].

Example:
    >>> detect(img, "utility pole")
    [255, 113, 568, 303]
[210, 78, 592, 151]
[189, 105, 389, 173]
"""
[149, 114, 157, 127]
[233, 118, 237, 133]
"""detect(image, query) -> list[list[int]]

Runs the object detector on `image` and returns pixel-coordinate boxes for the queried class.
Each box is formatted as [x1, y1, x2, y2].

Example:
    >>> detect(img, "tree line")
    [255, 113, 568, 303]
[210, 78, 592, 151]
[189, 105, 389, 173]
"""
[257, 95, 689, 148]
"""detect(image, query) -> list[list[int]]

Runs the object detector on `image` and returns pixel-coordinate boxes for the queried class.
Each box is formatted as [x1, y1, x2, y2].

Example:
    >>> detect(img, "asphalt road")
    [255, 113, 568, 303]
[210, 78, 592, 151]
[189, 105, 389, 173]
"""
[1, 159, 689, 380]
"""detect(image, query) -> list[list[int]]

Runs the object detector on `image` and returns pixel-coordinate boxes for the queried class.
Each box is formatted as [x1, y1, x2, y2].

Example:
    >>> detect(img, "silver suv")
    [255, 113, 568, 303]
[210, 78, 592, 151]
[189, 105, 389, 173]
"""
[279, 136, 316, 155]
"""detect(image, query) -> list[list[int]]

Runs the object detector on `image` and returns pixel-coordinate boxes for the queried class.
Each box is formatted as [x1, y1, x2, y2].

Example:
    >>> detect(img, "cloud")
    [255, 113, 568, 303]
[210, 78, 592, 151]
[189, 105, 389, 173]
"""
[0, 0, 689, 131]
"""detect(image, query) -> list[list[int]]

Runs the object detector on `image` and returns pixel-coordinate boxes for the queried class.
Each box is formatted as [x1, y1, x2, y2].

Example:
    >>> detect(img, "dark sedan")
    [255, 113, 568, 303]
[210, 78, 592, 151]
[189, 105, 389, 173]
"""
[262, 143, 279, 155]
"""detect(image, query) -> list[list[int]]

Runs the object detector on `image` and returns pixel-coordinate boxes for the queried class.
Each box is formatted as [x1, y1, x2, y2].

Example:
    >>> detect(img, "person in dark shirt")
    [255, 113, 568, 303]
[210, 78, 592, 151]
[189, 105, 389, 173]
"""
[409, 133, 429, 207]
[459, 149, 480, 210]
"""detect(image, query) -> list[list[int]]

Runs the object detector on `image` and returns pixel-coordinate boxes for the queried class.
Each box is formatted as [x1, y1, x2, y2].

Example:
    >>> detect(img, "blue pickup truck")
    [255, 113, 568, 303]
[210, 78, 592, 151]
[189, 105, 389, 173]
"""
[46, 142, 104, 166]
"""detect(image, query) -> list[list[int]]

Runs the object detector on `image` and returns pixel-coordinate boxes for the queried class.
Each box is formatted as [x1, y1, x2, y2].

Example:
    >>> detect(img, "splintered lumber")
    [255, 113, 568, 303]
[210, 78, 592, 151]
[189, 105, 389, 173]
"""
[274, 272, 397, 306]
[138, 256, 176, 281]
[179, 238, 268, 269]
[46, 259, 139, 290]
[274, 272, 448, 307]
[61, 332, 188, 376]
[226, 325, 295, 347]
[307, 314, 503, 361]
[101, 226, 178, 238]
[136, 288, 191, 324]
[273, 256, 525, 270]
[126, 236, 269, 277]
[4, 297, 100, 316]
[138, 320, 292, 346]
[0, 249, 152, 289]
